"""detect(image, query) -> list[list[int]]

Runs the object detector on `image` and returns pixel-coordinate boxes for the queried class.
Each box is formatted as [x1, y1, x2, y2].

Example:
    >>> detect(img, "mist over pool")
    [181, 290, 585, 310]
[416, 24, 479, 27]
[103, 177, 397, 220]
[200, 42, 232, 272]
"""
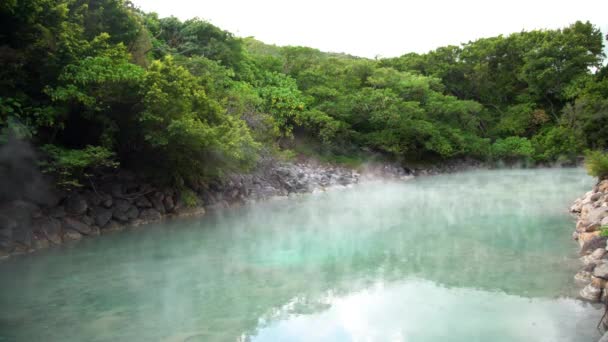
[0, 168, 601, 341]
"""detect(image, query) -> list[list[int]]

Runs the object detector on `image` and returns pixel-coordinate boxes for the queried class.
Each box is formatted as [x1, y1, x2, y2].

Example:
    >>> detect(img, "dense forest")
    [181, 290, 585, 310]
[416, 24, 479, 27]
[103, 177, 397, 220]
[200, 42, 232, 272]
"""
[1, 0, 608, 187]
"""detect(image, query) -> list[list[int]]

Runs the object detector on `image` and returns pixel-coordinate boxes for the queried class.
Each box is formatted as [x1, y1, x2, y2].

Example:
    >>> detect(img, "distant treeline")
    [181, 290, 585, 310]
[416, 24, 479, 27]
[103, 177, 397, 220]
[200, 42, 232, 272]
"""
[1, 0, 607, 187]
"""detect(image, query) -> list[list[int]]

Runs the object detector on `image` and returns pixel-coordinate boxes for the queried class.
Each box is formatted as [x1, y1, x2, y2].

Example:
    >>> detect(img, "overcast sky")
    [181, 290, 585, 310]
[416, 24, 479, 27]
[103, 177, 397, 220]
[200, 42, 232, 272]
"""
[134, 0, 608, 59]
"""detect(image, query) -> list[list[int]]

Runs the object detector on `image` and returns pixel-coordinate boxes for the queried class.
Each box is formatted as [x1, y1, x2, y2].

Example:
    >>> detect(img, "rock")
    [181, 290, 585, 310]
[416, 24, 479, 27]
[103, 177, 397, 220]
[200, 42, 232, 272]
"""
[63, 217, 93, 235]
[175, 206, 205, 218]
[126, 206, 139, 220]
[110, 184, 123, 198]
[112, 209, 129, 222]
[113, 199, 131, 213]
[138, 208, 162, 223]
[585, 221, 601, 232]
[48, 205, 66, 219]
[581, 248, 607, 265]
[83, 191, 103, 207]
[32, 217, 62, 245]
[101, 220, 124, 234]
[580, 234, 605, 252]
[134, 196, 152, 208]
[591, 193, 603, 201]
[63, 229, 82, 241]
[32, 236, 50, 250]
[586, 207, 608, 224]
[601, 217, 608, 227]
[599, 180, 608, 193]
[580, 282, 602, 301]
[594, 262, 608, 279]
[81, 215, 94, 226]
[150, 192, 165, 214]
[92, 207, 112, 227]
[575, 270, 593, 283]
[65, 194, 88, 215]
[101, 195, 113, 208]
[12, 227, 32, 248]
[163, 196, 175, 212]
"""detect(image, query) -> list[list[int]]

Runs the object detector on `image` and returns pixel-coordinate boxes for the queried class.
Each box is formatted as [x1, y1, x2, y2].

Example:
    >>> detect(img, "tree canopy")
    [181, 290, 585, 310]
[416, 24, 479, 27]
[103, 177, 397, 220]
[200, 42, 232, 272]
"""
[1, 0, 607, 187]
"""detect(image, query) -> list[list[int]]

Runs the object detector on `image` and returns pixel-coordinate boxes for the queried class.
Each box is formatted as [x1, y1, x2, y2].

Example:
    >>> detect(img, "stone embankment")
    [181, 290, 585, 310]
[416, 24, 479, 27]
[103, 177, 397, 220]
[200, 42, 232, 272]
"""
[0, 160, 411, 259]
[571, 180, 608, 305]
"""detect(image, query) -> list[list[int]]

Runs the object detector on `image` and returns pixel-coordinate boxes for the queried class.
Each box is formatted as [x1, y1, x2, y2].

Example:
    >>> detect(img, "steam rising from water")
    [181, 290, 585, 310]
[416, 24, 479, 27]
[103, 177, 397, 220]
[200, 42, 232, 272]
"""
[0, 168, 600, 341]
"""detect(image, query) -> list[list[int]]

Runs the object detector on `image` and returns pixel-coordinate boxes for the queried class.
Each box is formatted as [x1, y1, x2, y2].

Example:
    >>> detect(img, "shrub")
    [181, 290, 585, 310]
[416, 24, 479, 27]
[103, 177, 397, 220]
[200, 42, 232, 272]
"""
[490, 136, 534, 161]
[40, 145, 118, 189]
[584, 150, 608, 179]
[180, 188, 199, 208]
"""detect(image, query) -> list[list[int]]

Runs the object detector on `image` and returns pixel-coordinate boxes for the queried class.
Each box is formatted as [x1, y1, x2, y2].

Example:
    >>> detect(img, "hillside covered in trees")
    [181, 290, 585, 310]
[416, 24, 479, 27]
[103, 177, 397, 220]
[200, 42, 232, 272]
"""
[1, 0, 607, 188]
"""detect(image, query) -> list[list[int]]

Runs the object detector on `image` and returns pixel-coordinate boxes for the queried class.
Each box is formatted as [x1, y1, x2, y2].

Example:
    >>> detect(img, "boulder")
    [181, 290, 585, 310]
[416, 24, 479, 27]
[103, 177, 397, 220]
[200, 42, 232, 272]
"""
[32, 236, 50, 250]
[83, 191, 103, 207]
[586, 207, 608, 224]
[63, 217, 93, 235]
[580, 282, 602, 302]
[575, 270, 593, 283]
[150, 192, 165, 214]
[113, 199, 131, 213]
[599, 180, 608, 193]
[134, 196, 152, 208]
[581, 248, 607, 265]
[138, 208, 162, 222]
[32, 217, 62, 245]
[65, 194, 88, 215]
[92, 207, 112, 227]
[48, 205, 66, 219]
[112, 209, 129, 222]
[63, 229, 82, 241]
[594, 262, 608, 279]
[126, 206, 139, 220]
[580, 234, 605, 252]
[591, 193, 603, 202]
[163, 195, 175, 212]
[101, 220, 124, 234]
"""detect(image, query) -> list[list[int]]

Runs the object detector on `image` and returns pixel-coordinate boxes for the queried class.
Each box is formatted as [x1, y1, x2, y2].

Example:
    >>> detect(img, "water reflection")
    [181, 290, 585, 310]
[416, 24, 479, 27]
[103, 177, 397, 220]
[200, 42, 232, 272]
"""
[0, 168, 599, 341]
[250, 279, 600, 342]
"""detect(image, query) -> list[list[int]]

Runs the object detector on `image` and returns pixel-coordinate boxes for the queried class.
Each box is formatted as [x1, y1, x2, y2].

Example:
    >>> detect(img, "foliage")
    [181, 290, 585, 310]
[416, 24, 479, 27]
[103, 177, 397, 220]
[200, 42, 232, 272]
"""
[600, 226, 608, 237]
[180, 188, 199, 208]
[0, 1, 606, 188]
[39, 144, 118, 188]
[584, 150, 608, 179]
[490, 137, 534, 161]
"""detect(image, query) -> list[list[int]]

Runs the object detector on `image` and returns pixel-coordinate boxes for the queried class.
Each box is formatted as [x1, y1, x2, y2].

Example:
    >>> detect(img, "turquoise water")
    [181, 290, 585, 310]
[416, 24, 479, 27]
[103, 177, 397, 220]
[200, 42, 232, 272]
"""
[0, 168, 601, 341]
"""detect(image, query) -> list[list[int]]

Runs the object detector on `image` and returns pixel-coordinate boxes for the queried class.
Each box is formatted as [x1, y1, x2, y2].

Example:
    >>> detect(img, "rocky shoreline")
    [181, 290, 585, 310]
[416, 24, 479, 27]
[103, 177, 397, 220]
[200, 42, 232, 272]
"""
[0, 159, 418, 260]
[571, 179, 608, 305]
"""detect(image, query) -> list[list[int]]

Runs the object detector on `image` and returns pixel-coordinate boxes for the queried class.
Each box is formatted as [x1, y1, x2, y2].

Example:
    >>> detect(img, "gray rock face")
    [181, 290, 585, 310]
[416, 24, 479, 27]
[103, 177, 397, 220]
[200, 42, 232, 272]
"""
[63, 217, 93, 235]
[65, 194, 88, 215]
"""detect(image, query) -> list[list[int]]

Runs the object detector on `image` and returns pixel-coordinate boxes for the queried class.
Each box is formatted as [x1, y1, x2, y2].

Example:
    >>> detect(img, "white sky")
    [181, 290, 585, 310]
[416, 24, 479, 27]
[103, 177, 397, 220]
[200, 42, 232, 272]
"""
[134, 0, 608, 59]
